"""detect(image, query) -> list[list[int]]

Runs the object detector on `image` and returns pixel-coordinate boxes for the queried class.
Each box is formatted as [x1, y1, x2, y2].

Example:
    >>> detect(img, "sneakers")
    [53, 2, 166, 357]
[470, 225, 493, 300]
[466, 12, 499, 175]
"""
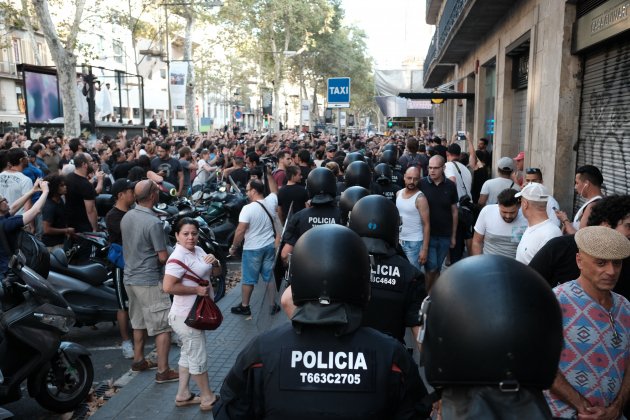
[231, 304, 251, 316]
[155, 368, 179, 384]
[121, 340, 134, 359]
[131, 359, 157, 372]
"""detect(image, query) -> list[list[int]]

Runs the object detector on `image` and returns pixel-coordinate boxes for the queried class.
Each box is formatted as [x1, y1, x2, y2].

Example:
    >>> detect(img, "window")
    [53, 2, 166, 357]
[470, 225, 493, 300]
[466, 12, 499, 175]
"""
[113, 40, 123, 64]
[160, 68, 166, 79]
[36, 43, 46, 65]
[12, 38, 21, 63]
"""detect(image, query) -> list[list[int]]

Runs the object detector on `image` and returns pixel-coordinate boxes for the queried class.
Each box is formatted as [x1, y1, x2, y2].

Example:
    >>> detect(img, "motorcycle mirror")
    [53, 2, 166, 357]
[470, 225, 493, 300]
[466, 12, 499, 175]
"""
[169, 188, 178, 197]
[219, 186, 226, 193]
[157, 203, 167, 210]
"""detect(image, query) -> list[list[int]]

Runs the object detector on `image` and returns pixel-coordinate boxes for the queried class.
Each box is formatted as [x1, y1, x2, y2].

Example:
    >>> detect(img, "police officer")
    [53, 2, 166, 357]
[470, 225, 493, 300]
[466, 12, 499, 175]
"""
[349, 195, 425, 345]
[371, 163, 400, 202]
[216, 225, 431, 419]
[280, 167, 341, 263]
[380, 149, 404, 188]
[339, 185, 370, 226]
[421, 255, 563, 419]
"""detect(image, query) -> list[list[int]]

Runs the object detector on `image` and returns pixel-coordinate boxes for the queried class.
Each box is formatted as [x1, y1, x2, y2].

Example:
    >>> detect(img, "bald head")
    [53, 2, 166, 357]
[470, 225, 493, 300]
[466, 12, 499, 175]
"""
[135, 180, 157, 204]
[403, 166, 421, 191]
[428, 155, 445, 182]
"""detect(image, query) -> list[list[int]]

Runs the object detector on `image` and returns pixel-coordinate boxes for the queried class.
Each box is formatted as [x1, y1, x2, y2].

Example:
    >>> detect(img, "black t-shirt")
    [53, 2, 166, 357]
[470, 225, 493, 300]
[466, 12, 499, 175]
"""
[41, 198, 67, 246]
[229, 168, 250, 190]
[105, 207, 126, 245]
[93, 176, 113, 194]
[112, 160, 137, 180]
[471, 166, 490, 204]
[65, 172, 97, 232]
[151, 156, 182, 187]
[277, 184, 309, 219]
[419, 176, 458, 237]
[298, 165, 311, 186]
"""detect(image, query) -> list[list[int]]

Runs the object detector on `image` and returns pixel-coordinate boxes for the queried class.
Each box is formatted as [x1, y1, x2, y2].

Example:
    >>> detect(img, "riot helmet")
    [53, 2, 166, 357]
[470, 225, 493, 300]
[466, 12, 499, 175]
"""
[290, 225, 370, 307]
[339, 186, 370, 216]
[344, 161, 371, 189]
[380, 150, 397, 166]
[349, 195, 400, 250]
[306, 167, 336, 205]
[342, 152, 365, 170]
[422, 255, 562, 389]
[383, 143, 398, 153]
[373, 163, 392, 184]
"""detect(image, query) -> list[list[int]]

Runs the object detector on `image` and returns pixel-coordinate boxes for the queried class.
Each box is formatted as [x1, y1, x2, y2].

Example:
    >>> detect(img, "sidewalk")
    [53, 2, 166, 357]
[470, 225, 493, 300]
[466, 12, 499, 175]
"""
[91, 281, 286, 420]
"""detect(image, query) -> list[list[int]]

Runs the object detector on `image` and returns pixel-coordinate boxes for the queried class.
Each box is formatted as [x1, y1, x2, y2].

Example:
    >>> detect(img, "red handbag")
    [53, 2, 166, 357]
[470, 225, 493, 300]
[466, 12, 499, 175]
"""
[169, 259, 223, 330]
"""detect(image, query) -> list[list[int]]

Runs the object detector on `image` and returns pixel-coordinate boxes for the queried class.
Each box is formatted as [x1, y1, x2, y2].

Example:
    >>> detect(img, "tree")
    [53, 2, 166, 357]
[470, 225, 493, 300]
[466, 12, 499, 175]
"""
[32, 0, 86, 137]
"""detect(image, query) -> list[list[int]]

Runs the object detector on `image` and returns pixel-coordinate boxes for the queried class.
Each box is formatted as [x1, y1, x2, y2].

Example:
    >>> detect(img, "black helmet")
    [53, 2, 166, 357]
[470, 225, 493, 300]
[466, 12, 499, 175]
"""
[349, 195, 399, 250]
[344, 161, 371, 189]
[380, 149, 397, 166]
[290, 225, 370, 307]
[422, 255, 562, 389]
[342, 152, 365, 170]
[383, 143, 398, 153]
[339, 186, 370, 225]
[373, 163, 392, 184]
[306, 167, 336, 205]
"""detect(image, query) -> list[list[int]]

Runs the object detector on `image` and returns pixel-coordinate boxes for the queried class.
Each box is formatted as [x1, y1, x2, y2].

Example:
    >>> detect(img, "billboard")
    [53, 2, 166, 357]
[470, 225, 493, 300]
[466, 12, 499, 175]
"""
[24, 71, 62, 123]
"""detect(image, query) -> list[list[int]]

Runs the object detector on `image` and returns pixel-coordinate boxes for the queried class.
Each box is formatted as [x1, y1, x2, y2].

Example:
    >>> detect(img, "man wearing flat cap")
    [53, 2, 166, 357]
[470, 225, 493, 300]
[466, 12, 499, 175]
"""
[545, 226, 630, 419]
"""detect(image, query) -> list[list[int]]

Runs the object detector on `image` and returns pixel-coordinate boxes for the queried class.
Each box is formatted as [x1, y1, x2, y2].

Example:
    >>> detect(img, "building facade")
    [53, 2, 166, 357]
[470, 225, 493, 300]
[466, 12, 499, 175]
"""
[423, 0, 629, 213]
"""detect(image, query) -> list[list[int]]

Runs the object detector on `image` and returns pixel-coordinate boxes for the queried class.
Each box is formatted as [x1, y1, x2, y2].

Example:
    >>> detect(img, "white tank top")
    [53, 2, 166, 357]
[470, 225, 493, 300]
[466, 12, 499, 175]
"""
[572, 195, 602, 230]
[396, 190, 424, 241]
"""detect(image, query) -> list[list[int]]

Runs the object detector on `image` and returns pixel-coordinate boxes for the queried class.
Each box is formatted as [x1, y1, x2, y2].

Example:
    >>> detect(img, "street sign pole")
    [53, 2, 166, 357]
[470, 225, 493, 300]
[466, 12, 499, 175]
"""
[327, 77, 351, 139]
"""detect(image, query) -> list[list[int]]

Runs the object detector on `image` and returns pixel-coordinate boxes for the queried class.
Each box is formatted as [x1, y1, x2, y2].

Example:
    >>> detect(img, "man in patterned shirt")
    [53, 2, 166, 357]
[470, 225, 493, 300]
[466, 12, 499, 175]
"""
[545, 226, 630, 419]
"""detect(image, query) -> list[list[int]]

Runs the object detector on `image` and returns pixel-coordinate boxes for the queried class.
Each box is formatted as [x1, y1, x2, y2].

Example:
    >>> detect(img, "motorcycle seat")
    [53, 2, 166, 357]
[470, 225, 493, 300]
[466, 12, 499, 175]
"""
[50, 249, 109, 287]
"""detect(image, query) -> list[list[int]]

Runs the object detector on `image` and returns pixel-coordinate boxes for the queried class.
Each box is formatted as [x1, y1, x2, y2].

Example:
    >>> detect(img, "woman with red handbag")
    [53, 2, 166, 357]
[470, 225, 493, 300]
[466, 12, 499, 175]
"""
[163, 218, 221, 411]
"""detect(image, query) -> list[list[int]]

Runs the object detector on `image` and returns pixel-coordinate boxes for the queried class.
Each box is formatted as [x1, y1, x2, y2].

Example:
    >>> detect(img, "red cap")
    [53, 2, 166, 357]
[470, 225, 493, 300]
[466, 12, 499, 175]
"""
[514, 151, 525, 161]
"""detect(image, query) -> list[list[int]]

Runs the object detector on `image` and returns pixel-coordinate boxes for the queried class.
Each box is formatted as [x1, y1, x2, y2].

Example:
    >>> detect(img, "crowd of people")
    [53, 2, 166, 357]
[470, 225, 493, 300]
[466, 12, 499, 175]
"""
[0, 125, 628, 418]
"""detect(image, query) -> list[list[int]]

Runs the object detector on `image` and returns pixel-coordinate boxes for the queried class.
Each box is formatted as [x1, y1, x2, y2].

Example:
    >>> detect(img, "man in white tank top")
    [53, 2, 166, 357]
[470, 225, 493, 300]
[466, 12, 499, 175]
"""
[395, 167, 430, 271]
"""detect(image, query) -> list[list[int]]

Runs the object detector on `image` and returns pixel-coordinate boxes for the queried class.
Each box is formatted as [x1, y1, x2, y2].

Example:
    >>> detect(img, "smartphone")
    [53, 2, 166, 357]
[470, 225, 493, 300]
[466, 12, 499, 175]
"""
[457, 131, 466, 140]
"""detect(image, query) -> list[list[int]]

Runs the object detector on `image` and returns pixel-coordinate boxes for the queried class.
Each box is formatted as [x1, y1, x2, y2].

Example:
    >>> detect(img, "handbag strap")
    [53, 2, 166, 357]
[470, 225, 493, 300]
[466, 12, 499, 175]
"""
[452, 161, 470, 197]
[256, 201, 277, 239]
[168, 258, 209, 286]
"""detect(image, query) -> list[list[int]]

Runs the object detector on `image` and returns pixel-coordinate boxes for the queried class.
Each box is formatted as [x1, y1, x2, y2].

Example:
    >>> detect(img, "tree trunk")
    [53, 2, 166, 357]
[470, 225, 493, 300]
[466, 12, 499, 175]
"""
[184, 13, 195, 133]
[31, 0, 85, 138]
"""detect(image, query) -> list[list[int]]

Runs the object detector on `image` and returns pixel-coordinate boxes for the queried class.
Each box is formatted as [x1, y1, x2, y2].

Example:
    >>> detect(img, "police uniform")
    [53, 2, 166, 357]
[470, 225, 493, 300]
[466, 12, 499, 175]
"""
[371, 182, 400, 203]
[363, 250, 425, 344]
[283, 205, 341, 246]
[215, 323, 430, 419]
[391, 168, 405, 188]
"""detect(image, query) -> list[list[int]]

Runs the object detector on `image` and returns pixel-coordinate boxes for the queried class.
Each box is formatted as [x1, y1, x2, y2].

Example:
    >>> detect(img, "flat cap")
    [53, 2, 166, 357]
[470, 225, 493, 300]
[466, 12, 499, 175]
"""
[575, 226, 630, 260]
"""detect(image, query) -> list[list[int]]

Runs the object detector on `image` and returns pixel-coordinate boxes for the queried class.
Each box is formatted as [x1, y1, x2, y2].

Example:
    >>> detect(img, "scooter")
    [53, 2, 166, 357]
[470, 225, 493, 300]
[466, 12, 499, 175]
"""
[48, 246, 118, 327]
[0, 252, 93, 413]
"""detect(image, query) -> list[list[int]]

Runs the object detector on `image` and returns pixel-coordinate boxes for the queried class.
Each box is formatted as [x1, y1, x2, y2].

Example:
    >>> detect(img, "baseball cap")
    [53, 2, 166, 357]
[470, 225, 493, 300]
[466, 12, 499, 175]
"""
[514, 151, 525, 161]
[515, 182, 550, 202]
[575, 226, 630, 260]
[497, 157, 515, 171]
[27, 150, 36, 158]
[111, 178, 136, 198]
[326, 145, 337, 152]
[447, 144, 461, 155]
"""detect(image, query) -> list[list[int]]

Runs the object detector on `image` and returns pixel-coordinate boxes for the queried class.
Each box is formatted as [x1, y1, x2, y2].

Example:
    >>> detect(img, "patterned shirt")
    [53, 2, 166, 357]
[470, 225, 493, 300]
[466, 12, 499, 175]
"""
[544, 280, 630, 418]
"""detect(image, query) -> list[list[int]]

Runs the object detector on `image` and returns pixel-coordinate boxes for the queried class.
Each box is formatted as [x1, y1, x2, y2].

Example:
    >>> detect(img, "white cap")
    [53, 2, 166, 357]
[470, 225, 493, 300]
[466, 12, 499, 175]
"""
[515, 182, 550, 202]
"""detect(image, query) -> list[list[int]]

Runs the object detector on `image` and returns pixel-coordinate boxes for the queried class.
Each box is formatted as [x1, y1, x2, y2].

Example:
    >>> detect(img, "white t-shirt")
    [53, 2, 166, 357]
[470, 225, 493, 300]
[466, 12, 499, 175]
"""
[0, 171, 33, 215]
[165, 244, 214, 317]
[445, 161, 472, 199]
[479, 177, 519, 205]
[515, 219, 562, 265]
[474, 204, 528, 258]
[192, 159, 213, 186]
[239, 193, 278, 250]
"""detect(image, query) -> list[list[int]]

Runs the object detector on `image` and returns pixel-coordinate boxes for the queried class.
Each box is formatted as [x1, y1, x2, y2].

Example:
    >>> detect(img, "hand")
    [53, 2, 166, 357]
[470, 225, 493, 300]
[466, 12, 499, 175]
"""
[65, 227, 75, 236]
[196, 285, 210, 296]
[39, 180, 49, 193]
[32, 178, 43, 193]
[229, 245, 237, 256]
[96, 171, 105, 181]
[450, 237, 456, 248]
[419, 249, 428, 265]
[556, 209, 568, 223]
[203, 254, 218, 265]
[578, 404, 621, 420]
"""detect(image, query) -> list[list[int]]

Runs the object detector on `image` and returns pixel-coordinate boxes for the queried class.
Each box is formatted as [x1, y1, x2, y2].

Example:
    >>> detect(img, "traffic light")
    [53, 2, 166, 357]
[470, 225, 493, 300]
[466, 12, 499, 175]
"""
[387, 119, 393, 128]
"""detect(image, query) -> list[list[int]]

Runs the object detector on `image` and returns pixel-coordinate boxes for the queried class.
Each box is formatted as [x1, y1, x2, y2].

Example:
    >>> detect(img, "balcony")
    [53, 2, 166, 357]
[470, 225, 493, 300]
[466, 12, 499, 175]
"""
[426, 0, 442, 25]
[423, 0, 516, 87]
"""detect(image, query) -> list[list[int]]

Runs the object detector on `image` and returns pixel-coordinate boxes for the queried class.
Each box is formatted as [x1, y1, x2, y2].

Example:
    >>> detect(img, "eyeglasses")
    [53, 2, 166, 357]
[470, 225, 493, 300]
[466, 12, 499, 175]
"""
[0, 199, 7, 204]
[608, 311, 620, 342]
[526, 167, 542, 174]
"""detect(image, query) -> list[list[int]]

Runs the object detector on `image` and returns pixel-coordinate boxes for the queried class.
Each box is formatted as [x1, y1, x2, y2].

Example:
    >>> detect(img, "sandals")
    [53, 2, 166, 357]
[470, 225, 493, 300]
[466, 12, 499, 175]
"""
[175, 392, 202, 407]
[200, 395, 220, 411]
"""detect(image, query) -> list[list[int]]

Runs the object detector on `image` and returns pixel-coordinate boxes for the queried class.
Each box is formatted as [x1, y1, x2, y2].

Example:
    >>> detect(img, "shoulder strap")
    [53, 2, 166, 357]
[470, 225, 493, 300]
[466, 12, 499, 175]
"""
[168, 258, 209, 285]
[452, 162, 470, 196]
[256, 201, 277, 239]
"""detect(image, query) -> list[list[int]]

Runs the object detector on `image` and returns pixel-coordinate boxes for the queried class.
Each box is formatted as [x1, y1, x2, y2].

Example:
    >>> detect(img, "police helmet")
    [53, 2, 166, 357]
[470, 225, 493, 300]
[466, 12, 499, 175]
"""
[349, 195, 399, 249]
[380, 150, 397, 166]
[339, 186, 370, 217]
[306, 167, 336, 205]
[342, 152, 365, 170]
[290, 225, 370, 307]
[373, 163, 392, 184]
[383, 144, 398, 153]
[344, 161, 371, 189]
[422, 255, 562, 389]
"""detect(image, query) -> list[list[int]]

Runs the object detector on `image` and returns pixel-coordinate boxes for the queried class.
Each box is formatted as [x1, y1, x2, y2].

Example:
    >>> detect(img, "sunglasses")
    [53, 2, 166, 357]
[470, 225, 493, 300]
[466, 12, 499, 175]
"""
[526, 167, 541, 174]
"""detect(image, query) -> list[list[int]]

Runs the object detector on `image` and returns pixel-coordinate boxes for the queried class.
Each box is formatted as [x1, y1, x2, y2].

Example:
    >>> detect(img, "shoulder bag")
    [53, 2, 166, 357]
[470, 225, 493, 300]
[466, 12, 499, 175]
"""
[169, 258, 223, 331]
[452, 162, 475, 233]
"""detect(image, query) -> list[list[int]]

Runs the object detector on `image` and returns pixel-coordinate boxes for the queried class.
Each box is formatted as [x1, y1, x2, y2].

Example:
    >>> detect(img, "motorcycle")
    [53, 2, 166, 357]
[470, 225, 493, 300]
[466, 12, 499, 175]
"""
[0, 252, 93, 413]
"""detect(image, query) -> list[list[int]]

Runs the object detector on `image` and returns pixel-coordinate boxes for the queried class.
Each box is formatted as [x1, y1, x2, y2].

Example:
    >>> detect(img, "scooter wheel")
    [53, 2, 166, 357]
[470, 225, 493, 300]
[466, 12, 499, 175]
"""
[33, 355, 94, 413]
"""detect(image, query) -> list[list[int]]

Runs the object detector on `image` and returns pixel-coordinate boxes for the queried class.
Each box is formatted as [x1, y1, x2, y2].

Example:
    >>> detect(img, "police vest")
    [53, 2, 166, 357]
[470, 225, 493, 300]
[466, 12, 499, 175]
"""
[284, 206, 341, 246]
[362, 253, 425, 343]
[216, 323, 430, 419]
[391, 169, 405, 188]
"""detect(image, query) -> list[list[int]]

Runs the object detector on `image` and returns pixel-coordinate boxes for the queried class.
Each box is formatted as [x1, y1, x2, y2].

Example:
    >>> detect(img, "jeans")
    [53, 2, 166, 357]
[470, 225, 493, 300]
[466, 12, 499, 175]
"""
[241, 244, 275, 285]
[400, 240, 423, 271]
[425, 236, 451, 273]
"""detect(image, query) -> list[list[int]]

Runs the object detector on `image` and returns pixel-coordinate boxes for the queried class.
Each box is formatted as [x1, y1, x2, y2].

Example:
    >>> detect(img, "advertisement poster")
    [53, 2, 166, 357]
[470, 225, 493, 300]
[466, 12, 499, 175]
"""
[169, 61, 187, 111]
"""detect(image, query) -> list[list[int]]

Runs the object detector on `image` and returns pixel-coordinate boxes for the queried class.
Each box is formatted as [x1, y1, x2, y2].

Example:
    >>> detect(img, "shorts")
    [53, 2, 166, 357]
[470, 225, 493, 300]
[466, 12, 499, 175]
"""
[400, 240, 423, 272]
[241, 244, 275, 286]
[168, 313, 208, 375]
[125, 283, 172, 336]
[112, 267, 129, 310]
[425, 236, 451, 273]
